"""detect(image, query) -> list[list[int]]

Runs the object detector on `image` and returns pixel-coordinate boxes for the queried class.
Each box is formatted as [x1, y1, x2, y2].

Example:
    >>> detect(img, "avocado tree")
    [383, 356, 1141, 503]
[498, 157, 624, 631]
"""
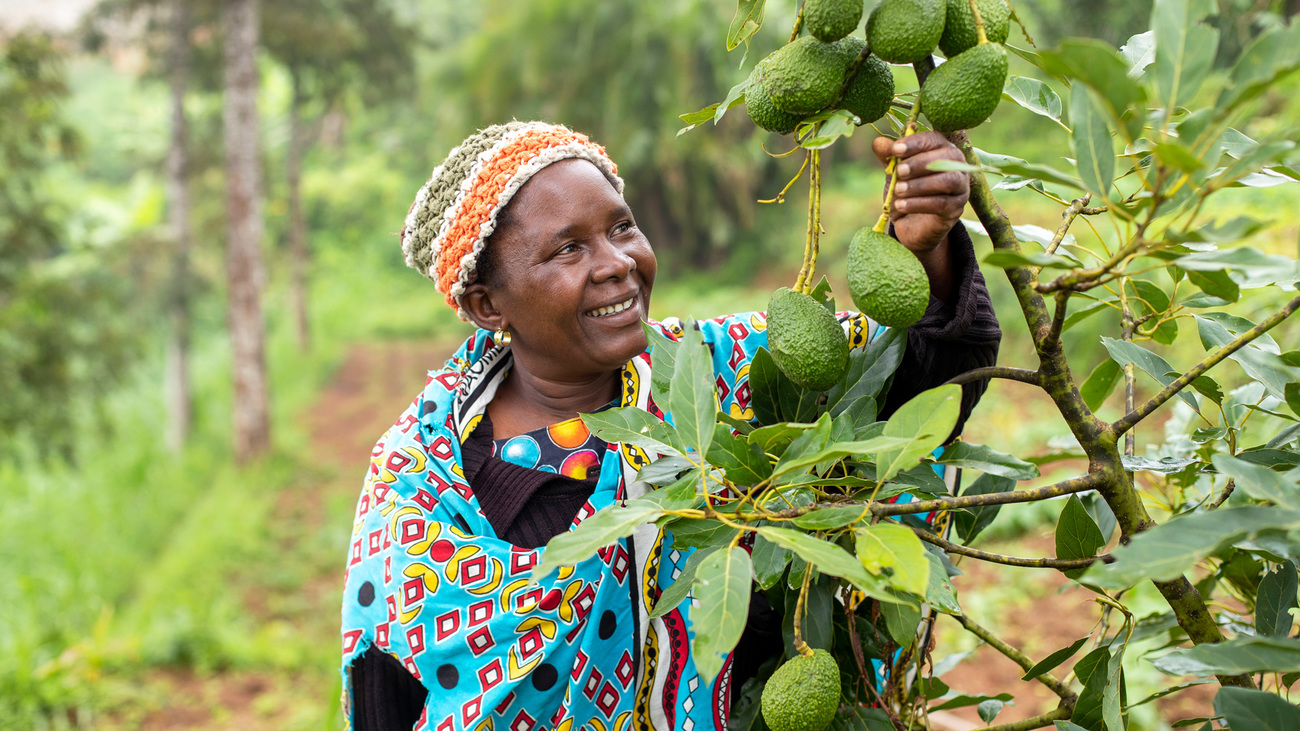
[535, 0, 1300, 729]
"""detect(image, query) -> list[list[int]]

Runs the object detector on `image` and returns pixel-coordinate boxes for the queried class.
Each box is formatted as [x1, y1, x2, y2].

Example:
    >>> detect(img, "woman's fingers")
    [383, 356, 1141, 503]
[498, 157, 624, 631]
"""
[891, 194, 967, 218]
[893, 170, 968, 198]
[894, 148, 965, 180]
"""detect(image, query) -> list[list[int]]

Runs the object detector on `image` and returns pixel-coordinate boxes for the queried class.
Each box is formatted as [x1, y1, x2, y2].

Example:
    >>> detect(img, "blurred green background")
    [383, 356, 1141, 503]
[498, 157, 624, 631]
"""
[2, 0, 1298, 728]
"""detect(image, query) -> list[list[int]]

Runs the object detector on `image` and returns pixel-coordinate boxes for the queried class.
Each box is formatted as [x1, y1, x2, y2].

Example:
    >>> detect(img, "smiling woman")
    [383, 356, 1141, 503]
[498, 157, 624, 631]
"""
[340, 121, 1001, 731]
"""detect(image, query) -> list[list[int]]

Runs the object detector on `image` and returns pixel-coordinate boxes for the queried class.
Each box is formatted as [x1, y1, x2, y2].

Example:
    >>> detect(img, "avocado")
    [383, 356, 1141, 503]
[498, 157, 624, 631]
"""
[759, 36, 849, 115]
[841, 52, 894, 124]
[830, 34, 867, 67]
[804, 0, 864, 43]
[847, 228, 930, 328]
[766, 287, 850, 391]
[939, 0, 1011, 57]
[867, 0, 946, 65]
[760, 649, 841, 731]
[746, 66, 805, 134]
[918, 41, 1007, 132]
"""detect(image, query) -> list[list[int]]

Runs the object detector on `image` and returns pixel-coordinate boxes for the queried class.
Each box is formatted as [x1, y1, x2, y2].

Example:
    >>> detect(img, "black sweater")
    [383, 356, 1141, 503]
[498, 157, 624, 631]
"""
[349, 224, 1000, 730]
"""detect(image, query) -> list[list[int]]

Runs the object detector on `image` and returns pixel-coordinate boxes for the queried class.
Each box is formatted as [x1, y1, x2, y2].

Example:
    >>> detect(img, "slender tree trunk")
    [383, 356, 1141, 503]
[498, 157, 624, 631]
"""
[223, 0, 270, 463]
[287, 70, 310, 351]
[165, 0, 192, 452]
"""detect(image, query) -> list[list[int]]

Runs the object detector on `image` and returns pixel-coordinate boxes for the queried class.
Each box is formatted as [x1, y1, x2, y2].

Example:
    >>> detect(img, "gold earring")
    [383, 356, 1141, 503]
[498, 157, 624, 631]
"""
[492, 329, 512, 347]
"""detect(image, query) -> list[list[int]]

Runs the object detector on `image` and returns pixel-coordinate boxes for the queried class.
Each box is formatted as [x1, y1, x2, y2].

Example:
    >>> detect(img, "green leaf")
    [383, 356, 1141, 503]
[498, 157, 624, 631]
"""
[877, 385, 962, 481]
[1070, 87, 1114, 202]
[1054, 723, 1090, 731]
[1213, 454, 1300, 510]
[748, 421, 813, 457]
[1023, 636, 1090, 681]
[669, 322, 716, 458]
[1184, 268, 1240, 303]
[707, 423, 772, 485]
[650, 546, 716, 618]
[924, 549, 962, 614]
[1153, 141, 1204, 174]
[690, 545, 753, 683]
[1121, 456, 1198, 473]
[533, 501, 664, 580]
[717, 410, 755, 435]
[644, 321, 678, 403]
[882, 601, 921, 648]
[828, 706, 894, 731]
[1084, 506, 1300, 588]
[667, 519, 736, 550]
[792, 506, 870, 530]
[1120, 30, 1156, 77]
[1256, 560, 1298, 638]
[1056, 495, 1106, 579]
[637, 455, 693, 485]
[714, 80, 748, 124]
[726, 0, 766, 51]
[582, 407, 682, 456]
[1178, 247, 1300, 285]
[997, 160, 1087, 190]
[1081, 359, 1124, 411]
[978, 700, 1004, 724]
[1039, 39, 1145, 139]
[1071, 646, 1112, 730]
[1004, 75, 1066, 128]
[679, 102, 722, 133]
[856, 523, 930, 596]
[1154, 635, 1300, 675]
[1215, 22, 1300, 115]
[1196, 315, 1300, 401]
[930, 691, 1014, 711]
[1215, 686, 1300, 730]
[983, 250, 1082, 270]
[771, 433, 911, 483]
[801, 109, 859, 149]
[751, 534, 791, 590]
[756, 526, 904, 604]
[936, 441, 1039, 480]
[825, 327, 906, 418]
[809, 276, 836, 314]
[1151, 0, 1219, 113]
[953, 473, 1016, 545]
[1100, 337, 1199, 411]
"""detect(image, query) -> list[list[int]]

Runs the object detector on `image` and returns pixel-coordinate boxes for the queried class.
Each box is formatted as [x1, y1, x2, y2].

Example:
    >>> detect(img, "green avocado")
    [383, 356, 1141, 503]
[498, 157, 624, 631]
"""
[804, 0, 865, 43]
[760, 649, 842, 731]
[759, 36, 849, 116]
[918, 41, 1008, 132]
[866, 0, 946, 65]
[847, 228, 930, 328]
[746, 66, 805, 134]
[766, 287, 850, 391]
[939, 0, 1012, 57]
[841, 52, 894, 124]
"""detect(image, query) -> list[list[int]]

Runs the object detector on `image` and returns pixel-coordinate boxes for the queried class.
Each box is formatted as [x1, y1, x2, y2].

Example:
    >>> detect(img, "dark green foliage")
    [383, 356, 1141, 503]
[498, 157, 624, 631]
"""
[919, 42, 1008, 132]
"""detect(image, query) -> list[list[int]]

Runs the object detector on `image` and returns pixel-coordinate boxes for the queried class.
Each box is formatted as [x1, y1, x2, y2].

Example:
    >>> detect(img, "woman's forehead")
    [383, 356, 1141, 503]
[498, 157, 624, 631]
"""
[510, 159, 627, 225]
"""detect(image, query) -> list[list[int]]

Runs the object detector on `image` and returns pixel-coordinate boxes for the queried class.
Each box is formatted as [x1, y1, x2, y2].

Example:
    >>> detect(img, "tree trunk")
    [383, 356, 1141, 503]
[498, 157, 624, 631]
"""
[287, 70, 310, 351]
[165, 0, 192, 452]
[223, 0, 271, 463]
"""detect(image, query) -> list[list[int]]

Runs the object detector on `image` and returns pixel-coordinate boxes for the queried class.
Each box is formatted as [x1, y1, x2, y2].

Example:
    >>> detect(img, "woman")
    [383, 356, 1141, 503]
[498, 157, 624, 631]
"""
[340, 122, 1000, 731]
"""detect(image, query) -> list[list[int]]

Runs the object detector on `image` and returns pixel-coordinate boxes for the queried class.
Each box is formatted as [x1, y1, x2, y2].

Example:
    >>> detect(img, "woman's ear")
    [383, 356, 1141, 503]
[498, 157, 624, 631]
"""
[460, 282, 505, 333]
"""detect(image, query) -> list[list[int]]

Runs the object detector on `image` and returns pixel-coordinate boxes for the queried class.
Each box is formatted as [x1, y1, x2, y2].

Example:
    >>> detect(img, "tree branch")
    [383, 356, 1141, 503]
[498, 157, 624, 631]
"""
[943, 366, 1042, 387]
[976, 706, 1073, 731]
[1111, 292, 1300, 436]
[952, 613, 1076, 702]
[1042, 290, 1071, 352]
[872, 472, 1103, 518]
[911, 525, 1110, 571]
[1044, 194, 1090, 257]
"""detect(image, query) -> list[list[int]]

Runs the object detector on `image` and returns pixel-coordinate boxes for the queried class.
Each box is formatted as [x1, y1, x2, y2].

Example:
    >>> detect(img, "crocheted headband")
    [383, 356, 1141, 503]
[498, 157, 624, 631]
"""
[399, 121, 624, 320]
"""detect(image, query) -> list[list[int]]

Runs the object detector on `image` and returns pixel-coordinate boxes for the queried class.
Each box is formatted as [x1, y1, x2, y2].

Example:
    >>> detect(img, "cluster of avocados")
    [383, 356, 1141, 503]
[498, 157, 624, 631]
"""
[755, 2, 1012, 728]
[754, 0, 1010, 400]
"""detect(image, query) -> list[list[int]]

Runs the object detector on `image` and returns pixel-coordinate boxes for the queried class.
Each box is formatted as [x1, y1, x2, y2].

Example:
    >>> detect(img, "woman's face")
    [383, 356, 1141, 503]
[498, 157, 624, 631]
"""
[464, 158, 657, 380]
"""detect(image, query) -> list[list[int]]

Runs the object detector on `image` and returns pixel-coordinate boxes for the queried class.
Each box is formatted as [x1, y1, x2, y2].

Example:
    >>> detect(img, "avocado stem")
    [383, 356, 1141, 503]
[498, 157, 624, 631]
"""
[792, 565, 815, 656]
[789, 0, 805, 43]
[875, 98, 924, 235]
[793, 150, 822, 293]
[968, 0, 989, 45]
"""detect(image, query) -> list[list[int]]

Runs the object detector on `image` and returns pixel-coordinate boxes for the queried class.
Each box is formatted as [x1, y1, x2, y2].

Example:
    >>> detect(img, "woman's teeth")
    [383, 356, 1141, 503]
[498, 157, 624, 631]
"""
[586, 296, 635, 318]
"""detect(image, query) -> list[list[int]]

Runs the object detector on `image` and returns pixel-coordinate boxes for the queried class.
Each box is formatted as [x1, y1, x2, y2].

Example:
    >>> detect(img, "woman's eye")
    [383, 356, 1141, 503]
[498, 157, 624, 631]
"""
[614, 221, 634, 235]
[558, 242, 579, 255]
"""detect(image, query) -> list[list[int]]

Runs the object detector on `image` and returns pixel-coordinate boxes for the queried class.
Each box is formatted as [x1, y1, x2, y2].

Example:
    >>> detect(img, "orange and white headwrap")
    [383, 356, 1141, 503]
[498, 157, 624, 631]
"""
[399, 122, 623, 320]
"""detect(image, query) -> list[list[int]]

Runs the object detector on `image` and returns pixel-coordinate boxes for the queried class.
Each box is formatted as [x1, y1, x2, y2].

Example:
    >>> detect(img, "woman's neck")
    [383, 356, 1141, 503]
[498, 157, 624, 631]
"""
[486, 358, 621, 440]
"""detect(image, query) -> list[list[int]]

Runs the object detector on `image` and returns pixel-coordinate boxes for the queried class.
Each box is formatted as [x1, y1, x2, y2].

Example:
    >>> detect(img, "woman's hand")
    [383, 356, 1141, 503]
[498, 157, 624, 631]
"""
[871, 131, 969, 301]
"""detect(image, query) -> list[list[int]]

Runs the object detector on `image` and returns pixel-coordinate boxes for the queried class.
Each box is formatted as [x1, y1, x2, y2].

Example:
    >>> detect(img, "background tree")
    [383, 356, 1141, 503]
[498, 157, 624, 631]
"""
[222, 0, 270, 463]
[164, 0, 192, 450]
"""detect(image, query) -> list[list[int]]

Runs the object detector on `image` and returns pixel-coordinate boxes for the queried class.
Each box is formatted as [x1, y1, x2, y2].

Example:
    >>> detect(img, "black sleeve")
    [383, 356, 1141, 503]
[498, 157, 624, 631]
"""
[879, 222, 1002, 439]
[350, 646, 428, 731]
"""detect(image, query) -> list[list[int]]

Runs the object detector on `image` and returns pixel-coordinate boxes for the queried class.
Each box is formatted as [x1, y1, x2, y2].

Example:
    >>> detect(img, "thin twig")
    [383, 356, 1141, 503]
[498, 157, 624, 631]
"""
[1207, 477, 1236, 509]
[1111, 292, 1300, 436]
[871, 472, 1104, 518]
[911, 526, 1111, 571]
[1045, 194, 1090, 257]
[976, 706, 1073, 731]
[953, 613, 1076, 702]
[944, 366, 1042, 387]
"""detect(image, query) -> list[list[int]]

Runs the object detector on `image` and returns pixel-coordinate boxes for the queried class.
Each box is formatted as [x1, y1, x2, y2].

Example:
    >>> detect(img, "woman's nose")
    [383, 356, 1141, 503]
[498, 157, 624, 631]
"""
[591, 238, 636, 281]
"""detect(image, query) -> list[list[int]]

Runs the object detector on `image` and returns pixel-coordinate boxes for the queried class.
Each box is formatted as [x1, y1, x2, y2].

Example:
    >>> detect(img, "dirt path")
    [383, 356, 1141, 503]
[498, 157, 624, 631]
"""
[115, 341, 455, 731]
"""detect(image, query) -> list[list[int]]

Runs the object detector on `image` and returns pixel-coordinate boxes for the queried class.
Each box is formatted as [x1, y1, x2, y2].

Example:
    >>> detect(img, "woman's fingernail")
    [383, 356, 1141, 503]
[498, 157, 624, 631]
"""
[893, 142, 906, 156]
[896, 181, 909, 194]
[897, 199, 909, 210]
[898, 164, 911, 177]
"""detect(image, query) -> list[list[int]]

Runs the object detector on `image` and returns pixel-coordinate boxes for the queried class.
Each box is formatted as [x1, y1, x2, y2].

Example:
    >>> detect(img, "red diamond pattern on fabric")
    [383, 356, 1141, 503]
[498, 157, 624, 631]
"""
[436, 715, 454, 731]
[384, 556, 392, 583]
[468, 598, 494, 626]
[583, 668, 603, 699]
[573, 584, 597, 620]
[403, 656, 421, 680]
[611, 547, 630, 582]
[399, 517, 425, 546]
[728, 339, 747, 370]
[518, 627, 544, 659]
[385, 450, 413, 473]
[371, 482, 391, 503]
[714, 375, 731, 404]
[460, 555, 488, 585]
[406, 625, 426, 655]
[341, 629, 363, 654]
[375, 622, 390, 648]
[570, 649, 589, 680]
[596, 681, 620, 716]
[413, 488, 438, 511]
[461, 697, 482, 725]
[479, 658, 504, 690]
[434, 609, 460, 642]
[495, 691, 516, 714]
[466, 625, 494, 657]
[367, 529, 383, 556]
[509, 550, 537, 575]
[510, 710, 536, 731]
[349, 538, 362, 567]
[615, 650, 635, 688]
[736, 381, 752, 410]
[516, 587, 543, 612]
[386, 595, 397, 621]
[402, 577, 425, 606]
[429, 436, 455, 461]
